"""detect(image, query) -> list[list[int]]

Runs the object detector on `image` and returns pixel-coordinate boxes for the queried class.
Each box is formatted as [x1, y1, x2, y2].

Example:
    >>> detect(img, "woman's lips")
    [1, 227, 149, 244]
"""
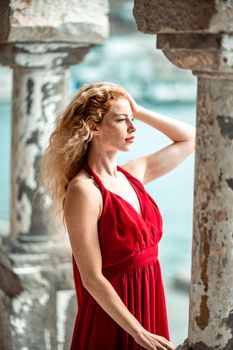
[125, 136, 135, 143]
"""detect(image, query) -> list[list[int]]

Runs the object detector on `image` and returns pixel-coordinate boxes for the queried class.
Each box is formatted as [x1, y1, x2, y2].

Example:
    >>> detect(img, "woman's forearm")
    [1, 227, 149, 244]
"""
[84, 274, 144, 340]
[135, 105, 196, 143]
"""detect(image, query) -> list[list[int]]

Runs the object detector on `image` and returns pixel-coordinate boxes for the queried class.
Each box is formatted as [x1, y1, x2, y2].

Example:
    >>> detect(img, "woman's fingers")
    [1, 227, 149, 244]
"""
[134, 329, 176, 350]
[157, 336, 176, 350]
[126, 92, 138, 115]
[157, 345, 167, 350]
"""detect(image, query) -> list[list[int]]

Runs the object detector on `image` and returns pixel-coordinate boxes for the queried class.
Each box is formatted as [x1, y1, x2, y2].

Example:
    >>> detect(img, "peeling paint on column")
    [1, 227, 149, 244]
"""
[15, 52, 69, 68]
[195, 224, 210, 330]
[15, 43, 87, 53]
[200, 226, 209, 294]
[11, 286, 57, 350]
[224, 309, 233, 350]
[26, 78, 34, 115]
[225, 178, 233, 191]
[195, 295, 209, 331]
[11, 67, 67, 239]
[216, 115, 233, 140]
[188, 76, 233, 348]
[56, 290, 76, 348]
[16, 192, 32, 234]
[9, 257, 75, 350]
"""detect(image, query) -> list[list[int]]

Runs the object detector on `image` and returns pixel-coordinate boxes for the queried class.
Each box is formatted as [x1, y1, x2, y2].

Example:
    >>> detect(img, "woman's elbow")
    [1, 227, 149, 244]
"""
[82, 271, 105, 289]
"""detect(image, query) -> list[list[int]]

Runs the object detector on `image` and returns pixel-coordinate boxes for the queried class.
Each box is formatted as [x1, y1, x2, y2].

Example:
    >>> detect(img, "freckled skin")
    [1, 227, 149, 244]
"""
[94, 98, 137, 152]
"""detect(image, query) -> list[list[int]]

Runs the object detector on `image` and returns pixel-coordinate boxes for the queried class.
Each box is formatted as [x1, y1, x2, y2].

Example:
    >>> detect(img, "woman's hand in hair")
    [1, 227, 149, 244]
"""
[126, 91, 140, 118]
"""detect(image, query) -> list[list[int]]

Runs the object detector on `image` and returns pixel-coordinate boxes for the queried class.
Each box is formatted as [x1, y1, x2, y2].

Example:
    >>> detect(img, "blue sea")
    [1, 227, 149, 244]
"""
[0, 102, 11, 222]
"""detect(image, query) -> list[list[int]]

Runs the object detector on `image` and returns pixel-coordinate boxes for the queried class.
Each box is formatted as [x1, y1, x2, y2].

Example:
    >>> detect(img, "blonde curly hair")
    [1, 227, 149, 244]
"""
[38, 82, 129, 228]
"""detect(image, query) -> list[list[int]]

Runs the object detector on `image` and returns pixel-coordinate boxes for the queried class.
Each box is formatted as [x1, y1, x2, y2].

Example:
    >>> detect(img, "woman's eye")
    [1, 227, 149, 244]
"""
[117, 118, 135, 122]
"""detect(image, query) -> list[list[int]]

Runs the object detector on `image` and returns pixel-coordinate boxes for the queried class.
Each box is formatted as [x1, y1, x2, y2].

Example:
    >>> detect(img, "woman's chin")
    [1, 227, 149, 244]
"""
[119, 145, 133, 152]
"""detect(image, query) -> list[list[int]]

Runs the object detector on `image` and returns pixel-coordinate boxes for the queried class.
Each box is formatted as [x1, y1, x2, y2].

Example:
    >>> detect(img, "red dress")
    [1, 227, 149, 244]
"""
[70, 162, 170, 349]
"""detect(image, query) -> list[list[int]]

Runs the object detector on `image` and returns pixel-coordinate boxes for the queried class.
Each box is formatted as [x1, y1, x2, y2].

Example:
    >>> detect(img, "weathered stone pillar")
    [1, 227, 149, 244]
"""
[133, 1, 233, 349]
[0, 43, 92, 248]
[11, 66, 67, 241]
[188, 72, 233, 350]
[0, 1, 109, 349]
[0, 44, 89, 246]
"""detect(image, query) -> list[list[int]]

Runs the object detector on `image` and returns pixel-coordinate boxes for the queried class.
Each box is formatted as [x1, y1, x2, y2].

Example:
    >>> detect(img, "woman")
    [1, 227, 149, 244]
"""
[40, 82, 195, 350]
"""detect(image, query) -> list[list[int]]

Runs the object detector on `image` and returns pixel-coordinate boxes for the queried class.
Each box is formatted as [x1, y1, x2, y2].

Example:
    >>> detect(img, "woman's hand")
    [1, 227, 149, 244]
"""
[134, 329, 176, 350]
[126, 91, 141, 118]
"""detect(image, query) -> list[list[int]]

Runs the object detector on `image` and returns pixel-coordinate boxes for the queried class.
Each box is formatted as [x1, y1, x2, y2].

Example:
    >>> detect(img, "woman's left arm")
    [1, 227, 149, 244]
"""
[123, 94, 196, 184]
[135, 104, 196, 142]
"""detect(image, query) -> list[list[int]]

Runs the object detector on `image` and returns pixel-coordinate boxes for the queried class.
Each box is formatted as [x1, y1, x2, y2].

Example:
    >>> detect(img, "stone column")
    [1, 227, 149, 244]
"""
[0, 1, 109, 348]
[133, 1, 233, 349]
[0, 44, 89, 247]
[187, 72, 233, 350]
[11, 66, 67, 241]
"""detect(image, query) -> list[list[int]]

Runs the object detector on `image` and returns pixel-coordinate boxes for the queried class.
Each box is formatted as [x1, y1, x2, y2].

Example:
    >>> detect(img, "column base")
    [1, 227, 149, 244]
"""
[2, 236, 76, 350]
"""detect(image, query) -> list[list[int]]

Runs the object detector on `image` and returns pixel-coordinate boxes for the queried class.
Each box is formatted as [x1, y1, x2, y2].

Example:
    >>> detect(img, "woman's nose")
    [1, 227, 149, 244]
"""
[128, 120, 136, 132]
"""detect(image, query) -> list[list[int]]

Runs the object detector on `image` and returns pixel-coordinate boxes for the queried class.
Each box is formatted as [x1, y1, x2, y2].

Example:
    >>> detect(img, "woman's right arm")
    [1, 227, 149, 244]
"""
[64, 180, 176, 350]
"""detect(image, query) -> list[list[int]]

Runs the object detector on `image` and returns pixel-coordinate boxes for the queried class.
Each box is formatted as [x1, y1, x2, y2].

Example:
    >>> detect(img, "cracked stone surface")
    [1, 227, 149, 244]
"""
[0, 0, 109, 44]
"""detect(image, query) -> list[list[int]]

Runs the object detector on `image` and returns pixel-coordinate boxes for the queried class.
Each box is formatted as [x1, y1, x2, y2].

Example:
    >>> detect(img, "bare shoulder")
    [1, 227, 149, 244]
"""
[64, 169, 103, 219]
[66, 168, 99, 196]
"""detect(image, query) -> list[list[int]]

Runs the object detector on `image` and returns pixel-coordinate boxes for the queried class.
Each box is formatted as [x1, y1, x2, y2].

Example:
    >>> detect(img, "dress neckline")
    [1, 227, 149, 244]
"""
[82, 162, 145, 220]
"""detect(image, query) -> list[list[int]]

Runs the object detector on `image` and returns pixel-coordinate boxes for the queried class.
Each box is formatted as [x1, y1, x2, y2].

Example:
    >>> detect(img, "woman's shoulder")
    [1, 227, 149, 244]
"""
[64, 170, 103, 222]
[70, 168, 92, 183]
[66, 169, 101, 200]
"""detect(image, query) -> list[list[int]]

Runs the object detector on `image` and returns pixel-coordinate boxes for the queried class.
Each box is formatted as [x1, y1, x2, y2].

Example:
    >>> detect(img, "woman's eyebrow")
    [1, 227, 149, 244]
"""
[113, 113, 134, 117]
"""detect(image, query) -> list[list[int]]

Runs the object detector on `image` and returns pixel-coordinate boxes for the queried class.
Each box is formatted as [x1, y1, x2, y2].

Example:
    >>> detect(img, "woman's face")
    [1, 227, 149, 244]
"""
[93, 98, 137, 152]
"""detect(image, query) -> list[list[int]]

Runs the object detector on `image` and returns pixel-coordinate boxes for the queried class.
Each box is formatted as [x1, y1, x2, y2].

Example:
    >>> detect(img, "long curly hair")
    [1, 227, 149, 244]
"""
[38, 82, 129, 228]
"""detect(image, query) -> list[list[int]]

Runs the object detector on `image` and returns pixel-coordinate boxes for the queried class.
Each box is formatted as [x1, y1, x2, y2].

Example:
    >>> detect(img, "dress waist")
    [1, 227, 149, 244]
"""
[102, 244, 158, 279]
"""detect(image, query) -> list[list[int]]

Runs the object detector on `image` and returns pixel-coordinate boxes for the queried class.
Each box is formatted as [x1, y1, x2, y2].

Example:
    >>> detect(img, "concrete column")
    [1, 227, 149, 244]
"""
[11, 67, 67, 241]
[0, 44, 89, 247]
[188, 73, 233, 350]
[133, 1, 233, 349]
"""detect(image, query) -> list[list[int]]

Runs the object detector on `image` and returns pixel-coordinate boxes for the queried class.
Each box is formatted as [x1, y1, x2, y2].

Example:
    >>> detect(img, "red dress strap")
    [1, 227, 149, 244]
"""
[82, 162, 105, 193]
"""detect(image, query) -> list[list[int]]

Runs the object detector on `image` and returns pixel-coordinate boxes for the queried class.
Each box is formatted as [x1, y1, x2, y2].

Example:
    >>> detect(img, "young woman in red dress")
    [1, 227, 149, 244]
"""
[40, 82, 195, 350]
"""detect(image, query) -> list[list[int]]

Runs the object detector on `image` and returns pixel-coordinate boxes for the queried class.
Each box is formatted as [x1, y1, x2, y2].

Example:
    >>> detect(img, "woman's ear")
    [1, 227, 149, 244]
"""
[90, 122, 99, 135]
